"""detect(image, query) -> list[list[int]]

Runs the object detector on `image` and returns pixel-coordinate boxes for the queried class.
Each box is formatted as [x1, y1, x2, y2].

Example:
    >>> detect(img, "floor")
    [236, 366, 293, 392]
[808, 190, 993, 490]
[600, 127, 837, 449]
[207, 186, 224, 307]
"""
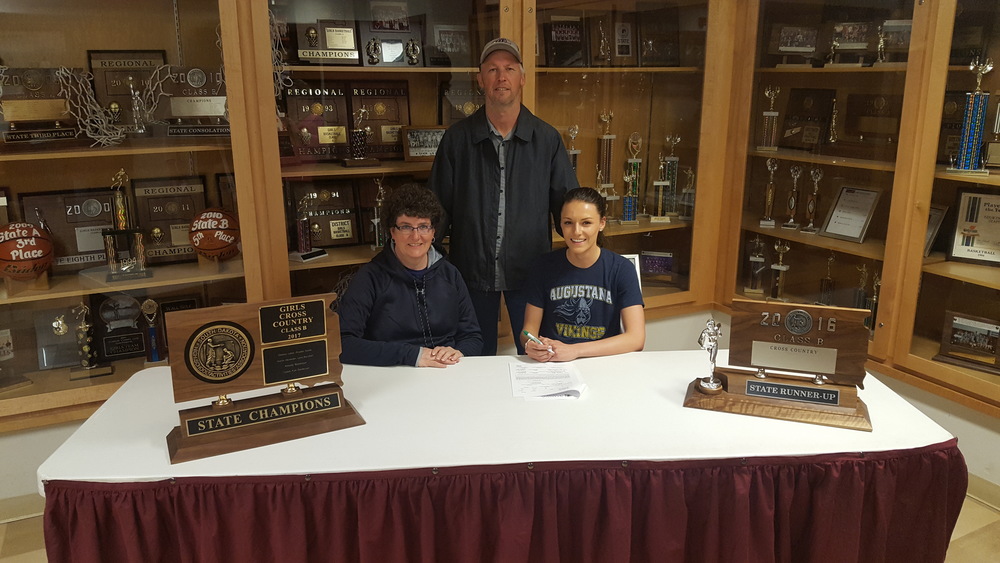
[1, 495, 997, 562]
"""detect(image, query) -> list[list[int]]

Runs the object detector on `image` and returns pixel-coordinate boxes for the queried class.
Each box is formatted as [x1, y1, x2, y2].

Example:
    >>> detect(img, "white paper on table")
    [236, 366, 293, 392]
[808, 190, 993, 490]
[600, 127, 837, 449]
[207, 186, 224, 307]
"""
[508, 362, 588, 399]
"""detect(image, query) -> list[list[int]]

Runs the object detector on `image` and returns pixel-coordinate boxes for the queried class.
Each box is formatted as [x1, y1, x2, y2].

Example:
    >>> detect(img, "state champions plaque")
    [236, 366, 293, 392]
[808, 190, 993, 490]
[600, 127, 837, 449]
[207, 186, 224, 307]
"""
[164, 293, 364, 463]
[683, 299, 873, 431]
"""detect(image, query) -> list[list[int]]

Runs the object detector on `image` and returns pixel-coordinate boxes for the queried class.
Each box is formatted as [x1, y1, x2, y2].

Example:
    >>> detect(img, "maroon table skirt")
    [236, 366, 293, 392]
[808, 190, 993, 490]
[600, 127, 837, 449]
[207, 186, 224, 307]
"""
[43, 438, 966, 563]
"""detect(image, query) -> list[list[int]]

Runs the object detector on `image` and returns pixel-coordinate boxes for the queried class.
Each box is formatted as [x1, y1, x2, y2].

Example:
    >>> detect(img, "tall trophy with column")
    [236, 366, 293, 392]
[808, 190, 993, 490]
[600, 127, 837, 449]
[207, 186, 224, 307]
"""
[652, 134, 680, 222]
[801, 167, 823, 233]
[343, 106, 379, 167]
[597, 110, 619, 222]
[760, 157, 778, 228]
[102, 168, 150, 282]
[621, 132, 642, 224]
[781, 165, 802, 230]
[566, 124, 581, 173]
[758, 85, 780, 151]
[768, 239, 790, 302]
[948, 58, 993, 174]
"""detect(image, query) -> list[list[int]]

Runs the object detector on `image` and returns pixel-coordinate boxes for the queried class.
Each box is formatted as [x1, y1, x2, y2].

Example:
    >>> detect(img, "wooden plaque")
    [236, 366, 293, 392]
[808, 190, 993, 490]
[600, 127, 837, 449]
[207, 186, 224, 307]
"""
[347, 80, 410, 159]
[727, 299, 869, 387]
[165, 294, 364, 463]
[683, 299, 873, 432]
[283, 79, 351, 162]
[287, 180, 359, 247]
[132, 175, 207, 264]
[19, 188, 115, 273]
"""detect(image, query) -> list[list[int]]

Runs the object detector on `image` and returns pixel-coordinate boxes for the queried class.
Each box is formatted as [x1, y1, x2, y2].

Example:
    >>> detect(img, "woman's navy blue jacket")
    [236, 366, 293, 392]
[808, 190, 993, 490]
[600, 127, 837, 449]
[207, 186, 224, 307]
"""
[337, 244, 483, 366]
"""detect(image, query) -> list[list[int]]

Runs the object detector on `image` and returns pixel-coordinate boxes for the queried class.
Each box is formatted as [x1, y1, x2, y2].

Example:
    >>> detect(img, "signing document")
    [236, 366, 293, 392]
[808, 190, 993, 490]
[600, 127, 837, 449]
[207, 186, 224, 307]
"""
[509, 362, 588, 399]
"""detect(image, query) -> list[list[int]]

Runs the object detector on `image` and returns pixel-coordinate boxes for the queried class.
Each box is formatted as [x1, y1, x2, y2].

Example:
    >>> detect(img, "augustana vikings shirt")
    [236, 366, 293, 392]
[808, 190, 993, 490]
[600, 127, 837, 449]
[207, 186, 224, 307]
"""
[526, 248, 644, 344]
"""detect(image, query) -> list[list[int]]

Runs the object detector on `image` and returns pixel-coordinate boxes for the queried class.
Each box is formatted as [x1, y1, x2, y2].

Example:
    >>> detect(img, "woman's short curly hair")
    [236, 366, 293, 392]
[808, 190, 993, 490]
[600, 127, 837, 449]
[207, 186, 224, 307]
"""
[382, 183, 444, 233]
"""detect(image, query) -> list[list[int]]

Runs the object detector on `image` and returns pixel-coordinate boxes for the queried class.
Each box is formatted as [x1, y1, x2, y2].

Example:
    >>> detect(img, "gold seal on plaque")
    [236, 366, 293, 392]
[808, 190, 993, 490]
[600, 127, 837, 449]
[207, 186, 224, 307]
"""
[461, 101, 478, 116]
[184, 321, 255, 384]
[373, 102, 387, 116]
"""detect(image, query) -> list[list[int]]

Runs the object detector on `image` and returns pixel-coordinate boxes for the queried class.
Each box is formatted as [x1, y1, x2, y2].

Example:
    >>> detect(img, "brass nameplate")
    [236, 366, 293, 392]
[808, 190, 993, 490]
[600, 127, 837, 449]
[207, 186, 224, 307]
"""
[745, 379, 840, 406]
[185, 389, 342, 437]
[168, 96, 227, 118]
[1, 99, 68, 122]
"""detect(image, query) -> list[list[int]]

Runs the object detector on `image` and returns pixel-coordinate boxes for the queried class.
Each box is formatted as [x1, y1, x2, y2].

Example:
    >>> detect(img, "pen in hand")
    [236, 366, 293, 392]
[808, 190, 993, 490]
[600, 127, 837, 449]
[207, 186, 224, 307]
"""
[522, 330, 554, 354]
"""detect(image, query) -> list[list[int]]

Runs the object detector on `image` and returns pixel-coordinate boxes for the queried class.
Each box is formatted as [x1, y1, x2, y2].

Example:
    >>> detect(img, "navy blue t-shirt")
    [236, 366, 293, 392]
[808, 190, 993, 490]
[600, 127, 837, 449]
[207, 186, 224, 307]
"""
[525, 248, 644, 344]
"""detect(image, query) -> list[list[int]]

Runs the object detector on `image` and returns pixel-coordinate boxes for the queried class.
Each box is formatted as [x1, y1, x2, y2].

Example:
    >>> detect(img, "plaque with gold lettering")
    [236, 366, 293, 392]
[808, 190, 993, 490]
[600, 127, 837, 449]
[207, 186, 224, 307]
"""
[439, 77, 483, 125]
[683, 299, 873, 431]
[164, 294, 364, 463]
[348, 80, 410, 159]
[294, 20, 362, 66]
[87, 50, 168, 134]
[132, 176, 207, 265]
[286, 179, 358, 247]
[0, 67, 79, 144]
[283, 79, 351, 162]
[20, 188, 116, 273]
[156, 66, 229, 136]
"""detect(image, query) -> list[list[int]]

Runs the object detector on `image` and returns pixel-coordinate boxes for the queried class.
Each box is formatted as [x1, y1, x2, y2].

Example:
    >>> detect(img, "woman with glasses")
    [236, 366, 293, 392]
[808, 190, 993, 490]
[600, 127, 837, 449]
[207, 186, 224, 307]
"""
[337, 184, 483, 367]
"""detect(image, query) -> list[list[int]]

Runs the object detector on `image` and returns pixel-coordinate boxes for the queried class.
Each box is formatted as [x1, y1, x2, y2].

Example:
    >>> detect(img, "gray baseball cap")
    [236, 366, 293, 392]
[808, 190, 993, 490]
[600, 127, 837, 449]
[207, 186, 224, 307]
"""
[479, 37, 522, 65]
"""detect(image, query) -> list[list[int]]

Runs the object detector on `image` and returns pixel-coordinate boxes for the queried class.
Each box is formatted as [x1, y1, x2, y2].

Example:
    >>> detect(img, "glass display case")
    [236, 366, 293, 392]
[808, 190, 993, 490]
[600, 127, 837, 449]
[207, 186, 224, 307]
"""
[267, 0, 712, 314]
[892, 0, 1000, 414]
[0, 0, 245, 430]
[732, 0, 916, 359]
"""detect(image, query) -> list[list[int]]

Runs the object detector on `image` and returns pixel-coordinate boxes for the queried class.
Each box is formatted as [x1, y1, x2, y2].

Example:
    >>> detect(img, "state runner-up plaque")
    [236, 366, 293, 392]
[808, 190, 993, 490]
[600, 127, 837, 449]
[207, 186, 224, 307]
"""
[165, 293, 365, 464]
[683, 299, 873, 431]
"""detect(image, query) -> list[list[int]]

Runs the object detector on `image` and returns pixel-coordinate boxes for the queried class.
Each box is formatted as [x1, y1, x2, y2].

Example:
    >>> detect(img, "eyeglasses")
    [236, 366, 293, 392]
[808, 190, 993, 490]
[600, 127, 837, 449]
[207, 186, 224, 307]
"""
[393, 224, 434, 234]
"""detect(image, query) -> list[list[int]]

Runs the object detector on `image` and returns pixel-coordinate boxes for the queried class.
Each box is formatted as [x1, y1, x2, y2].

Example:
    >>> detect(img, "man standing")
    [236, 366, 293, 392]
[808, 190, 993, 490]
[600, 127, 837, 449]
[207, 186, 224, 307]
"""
[429, 37, 579, 355]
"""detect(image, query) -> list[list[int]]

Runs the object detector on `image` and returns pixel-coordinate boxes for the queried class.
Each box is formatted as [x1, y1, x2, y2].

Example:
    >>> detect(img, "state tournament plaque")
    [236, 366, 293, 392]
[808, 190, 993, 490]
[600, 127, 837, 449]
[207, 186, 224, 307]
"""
[165, 293, 364, 463]
[348, 81, 409, 159]
[683, 299, 873, 431]
[283, 79, 350, 162]
[157, 67, 230, 136]
[0, 68, 79, 144]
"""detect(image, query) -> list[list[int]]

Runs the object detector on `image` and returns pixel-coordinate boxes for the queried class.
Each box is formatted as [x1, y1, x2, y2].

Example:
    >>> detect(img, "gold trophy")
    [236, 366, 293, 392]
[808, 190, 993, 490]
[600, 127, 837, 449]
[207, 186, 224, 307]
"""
[102, 168, 151, 281]
[760, 157, 778, 228]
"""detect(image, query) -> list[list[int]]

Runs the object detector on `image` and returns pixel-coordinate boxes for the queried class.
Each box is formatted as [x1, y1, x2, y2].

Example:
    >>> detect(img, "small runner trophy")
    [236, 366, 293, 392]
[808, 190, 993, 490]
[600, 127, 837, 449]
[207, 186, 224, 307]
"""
[566, 124, 581, 172]
[744, 235, 767, 295]
[818, 252, 835, 305]
[102, 168, 150, 282]
[141, 298, 166, 363]
[782, 165, 802, 229]
[760, 158, 778, 227]
[768, 239, 790, 302]
[801, 167, 822, 233]
[371, 177, 387, 249]
[865, 270, 881, 333]
[290, 192, 327, 261]
[949, 57, 993, 173]
[696, 319, 723, 395]
[678, 167, 696, 221]
[758, 85, 780, 151]
[853, 264, 868, 309]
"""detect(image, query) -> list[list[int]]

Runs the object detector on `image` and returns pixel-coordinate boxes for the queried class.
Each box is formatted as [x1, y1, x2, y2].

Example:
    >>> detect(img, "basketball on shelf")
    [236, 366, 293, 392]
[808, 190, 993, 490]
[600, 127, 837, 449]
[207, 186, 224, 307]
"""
[189, 209, 241, 261]
[0, 222, 54, 281]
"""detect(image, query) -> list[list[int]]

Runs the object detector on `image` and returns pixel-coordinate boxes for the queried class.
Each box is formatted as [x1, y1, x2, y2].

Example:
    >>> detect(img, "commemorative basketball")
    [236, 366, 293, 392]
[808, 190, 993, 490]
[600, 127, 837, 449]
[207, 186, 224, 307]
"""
[189, 209, 241, 261]
[0, 222, 54, 281]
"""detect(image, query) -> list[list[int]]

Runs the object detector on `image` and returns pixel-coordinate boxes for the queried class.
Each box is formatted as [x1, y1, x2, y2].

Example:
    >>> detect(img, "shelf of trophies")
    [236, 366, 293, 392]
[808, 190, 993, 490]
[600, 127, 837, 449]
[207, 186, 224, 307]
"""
[0, 354, 150, 433]
[906, 334, 1000, 410]
[933, 166, 1000, 186]
[747, 149, 895, 172]
[536, 67, 703, 74]
[741, 212, 885, 261]
[283, 66, 479, 75]
[279, 160, 433, 180]
[0, 138, 233, 163]
[0, 259, 246, 306]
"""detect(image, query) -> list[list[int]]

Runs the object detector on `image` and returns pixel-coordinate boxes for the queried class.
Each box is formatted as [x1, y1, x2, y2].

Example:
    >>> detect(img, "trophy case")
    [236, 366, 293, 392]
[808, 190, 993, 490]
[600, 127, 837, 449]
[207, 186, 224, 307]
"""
[267, 0, 716, 312]
[532, 0, 709, 302]
[731, 0, 916, 359]
[890, 0, 1000, 415]
[723, 0, 1000, 417]
[0, 0, 247, 431]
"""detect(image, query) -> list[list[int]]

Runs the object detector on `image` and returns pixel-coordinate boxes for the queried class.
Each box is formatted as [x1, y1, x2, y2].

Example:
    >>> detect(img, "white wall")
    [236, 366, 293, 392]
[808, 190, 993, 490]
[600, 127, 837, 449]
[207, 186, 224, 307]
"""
[2, 312, 996, 503]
